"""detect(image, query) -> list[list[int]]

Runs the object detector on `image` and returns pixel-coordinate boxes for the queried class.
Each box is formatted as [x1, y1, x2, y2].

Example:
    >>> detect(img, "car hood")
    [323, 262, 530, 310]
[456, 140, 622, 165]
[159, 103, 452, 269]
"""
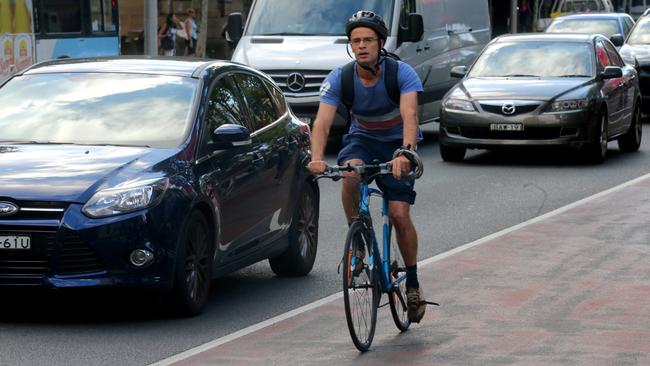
[459, 78, 590, 101]
[232, 36, 348, 70]
[619, 44, 650, 64]
[0, 144, 178, 202]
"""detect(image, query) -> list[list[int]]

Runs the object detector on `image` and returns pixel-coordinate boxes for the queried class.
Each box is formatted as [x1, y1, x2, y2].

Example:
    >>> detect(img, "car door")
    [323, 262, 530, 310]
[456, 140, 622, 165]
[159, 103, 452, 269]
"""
[596, 39, 624, 130]
[602, 38, 637, 133]
[197, 73, 267, 264]
[231, 72, 290, 247]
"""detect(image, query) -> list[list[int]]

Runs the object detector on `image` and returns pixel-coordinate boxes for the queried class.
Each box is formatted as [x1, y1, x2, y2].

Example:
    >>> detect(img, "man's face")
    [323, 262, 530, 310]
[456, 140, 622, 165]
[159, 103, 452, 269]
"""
[350, 27, 382, 67]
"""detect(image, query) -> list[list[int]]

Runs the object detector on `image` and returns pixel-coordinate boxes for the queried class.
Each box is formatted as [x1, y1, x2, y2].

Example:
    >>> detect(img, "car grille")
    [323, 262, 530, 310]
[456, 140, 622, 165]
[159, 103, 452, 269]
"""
[459, 126, 562, 140]
[0, 226, 106, 285]
[261, 69, 330, 97]
[0, 201, 67, 221]
[479, 103, 541, 116]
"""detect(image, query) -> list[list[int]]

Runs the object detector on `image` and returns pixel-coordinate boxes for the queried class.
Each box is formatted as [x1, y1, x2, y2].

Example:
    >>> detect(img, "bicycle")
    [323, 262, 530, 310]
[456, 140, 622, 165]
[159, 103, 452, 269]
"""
[316, 151, 437, 352]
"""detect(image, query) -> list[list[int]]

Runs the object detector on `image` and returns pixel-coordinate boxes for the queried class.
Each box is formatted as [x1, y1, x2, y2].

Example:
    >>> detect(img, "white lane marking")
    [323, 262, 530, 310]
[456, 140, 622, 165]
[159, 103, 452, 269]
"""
[151, 172, 650, 366]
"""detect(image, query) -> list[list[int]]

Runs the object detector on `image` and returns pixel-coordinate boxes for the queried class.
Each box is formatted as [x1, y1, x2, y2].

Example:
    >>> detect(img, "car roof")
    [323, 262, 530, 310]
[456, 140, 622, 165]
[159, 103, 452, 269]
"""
[554, 12, 627, 20]
[19, 57, 239, 78]
[493, 33, 598, 43]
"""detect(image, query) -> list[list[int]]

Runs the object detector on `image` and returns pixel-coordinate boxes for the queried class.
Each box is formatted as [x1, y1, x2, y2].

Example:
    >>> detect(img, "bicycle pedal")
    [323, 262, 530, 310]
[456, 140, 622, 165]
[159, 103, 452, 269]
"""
[425, 301, 440, 306]
[378, 301, 390, 308]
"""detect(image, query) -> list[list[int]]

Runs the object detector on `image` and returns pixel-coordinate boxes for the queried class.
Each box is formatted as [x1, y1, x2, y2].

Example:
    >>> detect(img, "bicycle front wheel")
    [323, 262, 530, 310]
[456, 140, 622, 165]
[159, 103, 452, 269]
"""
[342, 221, 378, 352]
[388, 224, 411, 331]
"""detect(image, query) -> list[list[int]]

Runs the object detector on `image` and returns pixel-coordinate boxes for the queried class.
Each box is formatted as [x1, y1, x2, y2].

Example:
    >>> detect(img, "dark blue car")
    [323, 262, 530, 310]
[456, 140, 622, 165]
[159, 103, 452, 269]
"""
[0, 58, 319, 316]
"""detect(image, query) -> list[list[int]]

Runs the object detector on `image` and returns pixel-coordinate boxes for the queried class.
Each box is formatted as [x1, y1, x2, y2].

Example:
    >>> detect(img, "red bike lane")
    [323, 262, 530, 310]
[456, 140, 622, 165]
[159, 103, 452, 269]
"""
[155, 173, 650, 366]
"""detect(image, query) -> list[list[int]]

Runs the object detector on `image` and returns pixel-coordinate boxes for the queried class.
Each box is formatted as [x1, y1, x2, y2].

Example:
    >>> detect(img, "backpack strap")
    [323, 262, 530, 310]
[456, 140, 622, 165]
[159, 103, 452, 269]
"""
[340, 61, 356, 111]
[383, 57, 400, 106]
[340, 58, 400, 112]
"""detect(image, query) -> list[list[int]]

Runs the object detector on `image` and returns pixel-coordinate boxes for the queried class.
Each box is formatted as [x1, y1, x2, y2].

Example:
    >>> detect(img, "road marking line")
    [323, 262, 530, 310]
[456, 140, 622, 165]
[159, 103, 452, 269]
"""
[150, 172, 650, 366]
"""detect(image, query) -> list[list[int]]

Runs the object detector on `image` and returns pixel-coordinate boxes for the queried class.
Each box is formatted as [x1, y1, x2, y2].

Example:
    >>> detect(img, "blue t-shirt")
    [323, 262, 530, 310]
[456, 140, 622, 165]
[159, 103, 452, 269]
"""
[319, 59, 424, 142]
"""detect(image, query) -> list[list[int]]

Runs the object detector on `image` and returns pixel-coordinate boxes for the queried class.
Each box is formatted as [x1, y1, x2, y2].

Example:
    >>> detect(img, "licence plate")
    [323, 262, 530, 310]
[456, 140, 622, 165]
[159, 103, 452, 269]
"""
[490, 123, 524, 131]
[0, 235, 31, 250]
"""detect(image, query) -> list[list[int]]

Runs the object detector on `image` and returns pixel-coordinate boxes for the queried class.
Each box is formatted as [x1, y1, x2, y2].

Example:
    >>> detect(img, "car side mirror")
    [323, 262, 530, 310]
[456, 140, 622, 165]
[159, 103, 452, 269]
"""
[600, 66, 623, 79]
[450, 65, 468, 78]
[225, 12, 244, 48]
[609, 33, 624, 47]
[399, 13, 424, 43]
[210, 124, 251, 150]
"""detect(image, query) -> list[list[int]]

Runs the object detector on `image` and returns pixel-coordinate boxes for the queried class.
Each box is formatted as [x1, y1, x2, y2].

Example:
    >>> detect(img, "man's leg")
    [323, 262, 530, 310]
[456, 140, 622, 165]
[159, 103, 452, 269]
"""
[389, 200, 426, 322]
[341, 158, 363, 224]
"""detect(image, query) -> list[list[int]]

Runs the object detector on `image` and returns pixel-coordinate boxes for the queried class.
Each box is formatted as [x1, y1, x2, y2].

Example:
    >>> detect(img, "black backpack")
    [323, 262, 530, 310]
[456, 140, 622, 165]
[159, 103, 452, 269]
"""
[340, 55, 400, 112]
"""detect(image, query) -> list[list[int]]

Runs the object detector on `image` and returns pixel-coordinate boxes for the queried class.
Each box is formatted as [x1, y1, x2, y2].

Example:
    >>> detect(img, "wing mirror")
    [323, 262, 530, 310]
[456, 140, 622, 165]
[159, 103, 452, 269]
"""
[399, 13, 424, 43]
[450, 65, 468, 78]
[600, 66, 623, 79]
[210, 124, 251, 150]
[225, 12, 244, 48]
[609, 33, 624, 47]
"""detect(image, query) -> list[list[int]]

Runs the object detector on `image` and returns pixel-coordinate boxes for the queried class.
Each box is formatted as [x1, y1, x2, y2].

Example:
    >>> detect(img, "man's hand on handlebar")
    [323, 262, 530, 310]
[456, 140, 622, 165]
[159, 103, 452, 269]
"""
[307, 160, 328, 175]
[391, 155, 411, 180]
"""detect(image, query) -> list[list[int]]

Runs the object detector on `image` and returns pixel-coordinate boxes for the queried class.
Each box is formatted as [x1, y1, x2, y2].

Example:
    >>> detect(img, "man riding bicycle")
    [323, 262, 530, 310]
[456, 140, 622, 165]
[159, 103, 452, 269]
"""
[307, 10, 427, 323]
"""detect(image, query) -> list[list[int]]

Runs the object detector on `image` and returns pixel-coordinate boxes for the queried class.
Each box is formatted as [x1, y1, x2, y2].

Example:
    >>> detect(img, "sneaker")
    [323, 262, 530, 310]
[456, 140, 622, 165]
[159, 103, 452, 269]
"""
[406, 287, 426, 323]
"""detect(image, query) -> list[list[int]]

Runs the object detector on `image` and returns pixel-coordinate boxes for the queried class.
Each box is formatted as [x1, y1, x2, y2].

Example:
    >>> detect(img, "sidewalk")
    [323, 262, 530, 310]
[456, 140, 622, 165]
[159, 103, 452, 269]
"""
[160, 174, 650, 366]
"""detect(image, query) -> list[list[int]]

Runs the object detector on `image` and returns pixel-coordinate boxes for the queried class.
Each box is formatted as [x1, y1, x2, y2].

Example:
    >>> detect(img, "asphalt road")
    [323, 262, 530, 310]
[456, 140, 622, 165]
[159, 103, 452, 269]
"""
[2, 124, 650, 366]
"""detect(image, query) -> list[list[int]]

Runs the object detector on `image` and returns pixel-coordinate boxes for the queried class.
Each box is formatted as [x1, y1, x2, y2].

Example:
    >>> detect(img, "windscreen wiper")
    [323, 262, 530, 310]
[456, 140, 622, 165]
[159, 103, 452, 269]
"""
[557, 74, 591, 77]
[502, 74, 540, 77]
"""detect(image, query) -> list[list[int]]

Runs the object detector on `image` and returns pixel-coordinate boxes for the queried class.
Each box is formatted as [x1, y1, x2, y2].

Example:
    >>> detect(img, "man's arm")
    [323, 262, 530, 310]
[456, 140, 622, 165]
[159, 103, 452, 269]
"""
[392, 91, 419, 179]
[307, 102, 338, 174]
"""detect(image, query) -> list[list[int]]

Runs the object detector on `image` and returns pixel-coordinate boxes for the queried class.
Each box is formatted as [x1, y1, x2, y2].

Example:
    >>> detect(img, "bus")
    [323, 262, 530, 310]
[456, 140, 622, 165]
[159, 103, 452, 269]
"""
[1, 0, 119, 79]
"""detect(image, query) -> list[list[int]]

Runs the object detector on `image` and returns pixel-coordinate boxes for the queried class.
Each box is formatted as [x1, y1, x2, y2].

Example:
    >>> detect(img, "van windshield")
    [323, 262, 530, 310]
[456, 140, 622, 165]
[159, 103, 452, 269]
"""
[627, 17, 650, 45]
[246, 0, 394, 36]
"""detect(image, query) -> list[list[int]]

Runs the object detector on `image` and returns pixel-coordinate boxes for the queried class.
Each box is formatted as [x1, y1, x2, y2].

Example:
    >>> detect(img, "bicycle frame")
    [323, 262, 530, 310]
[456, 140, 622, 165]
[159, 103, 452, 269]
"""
[357, 182, 406, 295]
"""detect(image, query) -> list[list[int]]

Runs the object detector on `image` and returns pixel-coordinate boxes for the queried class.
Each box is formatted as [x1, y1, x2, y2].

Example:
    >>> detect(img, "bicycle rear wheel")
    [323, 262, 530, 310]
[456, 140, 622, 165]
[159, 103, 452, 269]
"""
[388, 224, 411, 331]
[342, 221, 378, 352]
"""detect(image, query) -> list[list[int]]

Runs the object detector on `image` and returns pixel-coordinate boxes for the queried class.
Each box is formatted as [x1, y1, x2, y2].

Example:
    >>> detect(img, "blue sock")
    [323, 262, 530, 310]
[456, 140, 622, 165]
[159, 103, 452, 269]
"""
[406, 265, 419, 289]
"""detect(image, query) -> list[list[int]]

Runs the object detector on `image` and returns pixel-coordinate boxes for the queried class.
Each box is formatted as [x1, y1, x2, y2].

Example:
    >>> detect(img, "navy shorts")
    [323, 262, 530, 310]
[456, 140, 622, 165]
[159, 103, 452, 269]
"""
[337, 134, 416, 204]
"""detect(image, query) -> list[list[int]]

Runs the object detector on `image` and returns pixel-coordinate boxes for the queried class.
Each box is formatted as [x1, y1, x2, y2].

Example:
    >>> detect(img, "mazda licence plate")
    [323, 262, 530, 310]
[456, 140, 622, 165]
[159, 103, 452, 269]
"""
[490, 123, 524, 131]
[0, 235, 31, 250]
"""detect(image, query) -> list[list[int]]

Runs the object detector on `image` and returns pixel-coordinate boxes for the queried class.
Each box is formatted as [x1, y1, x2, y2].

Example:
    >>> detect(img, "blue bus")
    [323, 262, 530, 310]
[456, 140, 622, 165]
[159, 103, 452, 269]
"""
[32, 0, 119, 62]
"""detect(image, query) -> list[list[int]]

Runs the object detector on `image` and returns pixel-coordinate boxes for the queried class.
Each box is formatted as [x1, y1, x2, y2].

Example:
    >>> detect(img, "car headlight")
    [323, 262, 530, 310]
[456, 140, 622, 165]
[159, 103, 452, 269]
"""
[444, 98, 476, 112]
[82, 177, 169, 218]
[550, 98, 591, 112]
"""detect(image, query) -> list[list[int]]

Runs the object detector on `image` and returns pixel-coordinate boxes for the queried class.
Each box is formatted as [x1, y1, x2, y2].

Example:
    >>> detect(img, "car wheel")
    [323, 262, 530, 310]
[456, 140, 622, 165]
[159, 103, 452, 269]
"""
[168, 211, 213, 317]
[618, 103, 642, 152]
[269, 183, 319, 277]
[584, 111, 608, 164]
[440, 144, 466, 162]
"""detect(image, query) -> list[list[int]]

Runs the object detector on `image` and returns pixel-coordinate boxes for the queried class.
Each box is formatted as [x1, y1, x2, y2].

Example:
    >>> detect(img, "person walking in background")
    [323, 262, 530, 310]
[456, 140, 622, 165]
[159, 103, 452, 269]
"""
[518, 0, 533, 32]
[158, 13, 180, 56]
[184, 8, 198, 56]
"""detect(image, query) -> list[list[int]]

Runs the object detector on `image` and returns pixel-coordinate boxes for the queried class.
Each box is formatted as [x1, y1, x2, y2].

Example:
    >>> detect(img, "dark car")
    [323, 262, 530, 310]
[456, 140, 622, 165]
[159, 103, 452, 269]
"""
[545, 13, 635, 46]
[439, 34, 642, 163]
[0, 58, 318, 316]
[618, 11, 650, 116]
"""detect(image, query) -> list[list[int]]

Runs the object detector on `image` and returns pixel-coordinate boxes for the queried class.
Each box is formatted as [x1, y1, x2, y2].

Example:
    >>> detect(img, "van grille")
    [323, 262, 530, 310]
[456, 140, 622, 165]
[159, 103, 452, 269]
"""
[261, 69, 330, 97]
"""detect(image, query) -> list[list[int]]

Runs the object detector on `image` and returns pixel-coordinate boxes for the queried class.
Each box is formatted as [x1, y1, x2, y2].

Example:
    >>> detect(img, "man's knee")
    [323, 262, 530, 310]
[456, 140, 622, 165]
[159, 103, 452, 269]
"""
[389, 207, 411, 228]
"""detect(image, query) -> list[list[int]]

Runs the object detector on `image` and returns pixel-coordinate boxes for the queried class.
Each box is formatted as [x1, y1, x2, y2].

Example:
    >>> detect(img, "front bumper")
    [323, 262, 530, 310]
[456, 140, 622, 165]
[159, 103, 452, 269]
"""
[0, 203, 181, 289]
[440, 107, 599, 149]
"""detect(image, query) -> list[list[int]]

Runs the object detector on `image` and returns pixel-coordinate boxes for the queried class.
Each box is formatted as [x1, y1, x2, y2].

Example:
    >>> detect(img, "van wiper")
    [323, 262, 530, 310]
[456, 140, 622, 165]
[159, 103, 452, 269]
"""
[260, 32, 326, 36]
[502, 74, 540, 77]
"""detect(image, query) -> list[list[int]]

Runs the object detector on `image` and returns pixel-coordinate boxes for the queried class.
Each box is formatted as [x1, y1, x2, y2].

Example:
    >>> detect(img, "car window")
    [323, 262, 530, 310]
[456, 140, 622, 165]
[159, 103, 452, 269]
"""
[595, 40, 613, 69]
[602, 39, 624, 66]
[0, 73, 197, 148]
[469, 41, 593, 78]
[232, 73, 279, 132]
[627, 17, 650, 44]
[546, 19, 619, 38]
[264, 80, 287, 116]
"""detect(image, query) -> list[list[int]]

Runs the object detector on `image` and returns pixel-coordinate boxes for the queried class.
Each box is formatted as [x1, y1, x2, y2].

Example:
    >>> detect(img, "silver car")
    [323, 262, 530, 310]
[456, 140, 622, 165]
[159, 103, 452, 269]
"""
[439, 33, 642, 163]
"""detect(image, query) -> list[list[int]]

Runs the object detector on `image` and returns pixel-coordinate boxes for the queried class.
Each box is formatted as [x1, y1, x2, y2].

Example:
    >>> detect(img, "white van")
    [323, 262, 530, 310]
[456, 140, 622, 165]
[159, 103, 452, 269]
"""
[227, 0, 491, 131]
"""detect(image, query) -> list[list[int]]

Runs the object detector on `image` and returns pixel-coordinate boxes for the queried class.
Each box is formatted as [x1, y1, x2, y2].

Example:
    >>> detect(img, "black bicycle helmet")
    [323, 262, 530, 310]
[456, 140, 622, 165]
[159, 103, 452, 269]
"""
[345, 11, 388, 41]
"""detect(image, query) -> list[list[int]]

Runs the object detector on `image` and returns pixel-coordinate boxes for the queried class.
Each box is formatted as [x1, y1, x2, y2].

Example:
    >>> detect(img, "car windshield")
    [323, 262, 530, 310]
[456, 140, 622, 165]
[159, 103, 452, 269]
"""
[558, 0, 608, 12]
[246, 0, 394, 36]
[469, 41, 594, 78]
[0, 73, 198, 148]
[627, 17, 650, 44]
[546, 19, 619, 38]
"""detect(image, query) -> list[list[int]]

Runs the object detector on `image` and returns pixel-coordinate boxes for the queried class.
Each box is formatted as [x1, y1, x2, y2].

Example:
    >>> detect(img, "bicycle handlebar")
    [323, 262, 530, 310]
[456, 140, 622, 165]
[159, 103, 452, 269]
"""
[314, 161, 421, 182]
